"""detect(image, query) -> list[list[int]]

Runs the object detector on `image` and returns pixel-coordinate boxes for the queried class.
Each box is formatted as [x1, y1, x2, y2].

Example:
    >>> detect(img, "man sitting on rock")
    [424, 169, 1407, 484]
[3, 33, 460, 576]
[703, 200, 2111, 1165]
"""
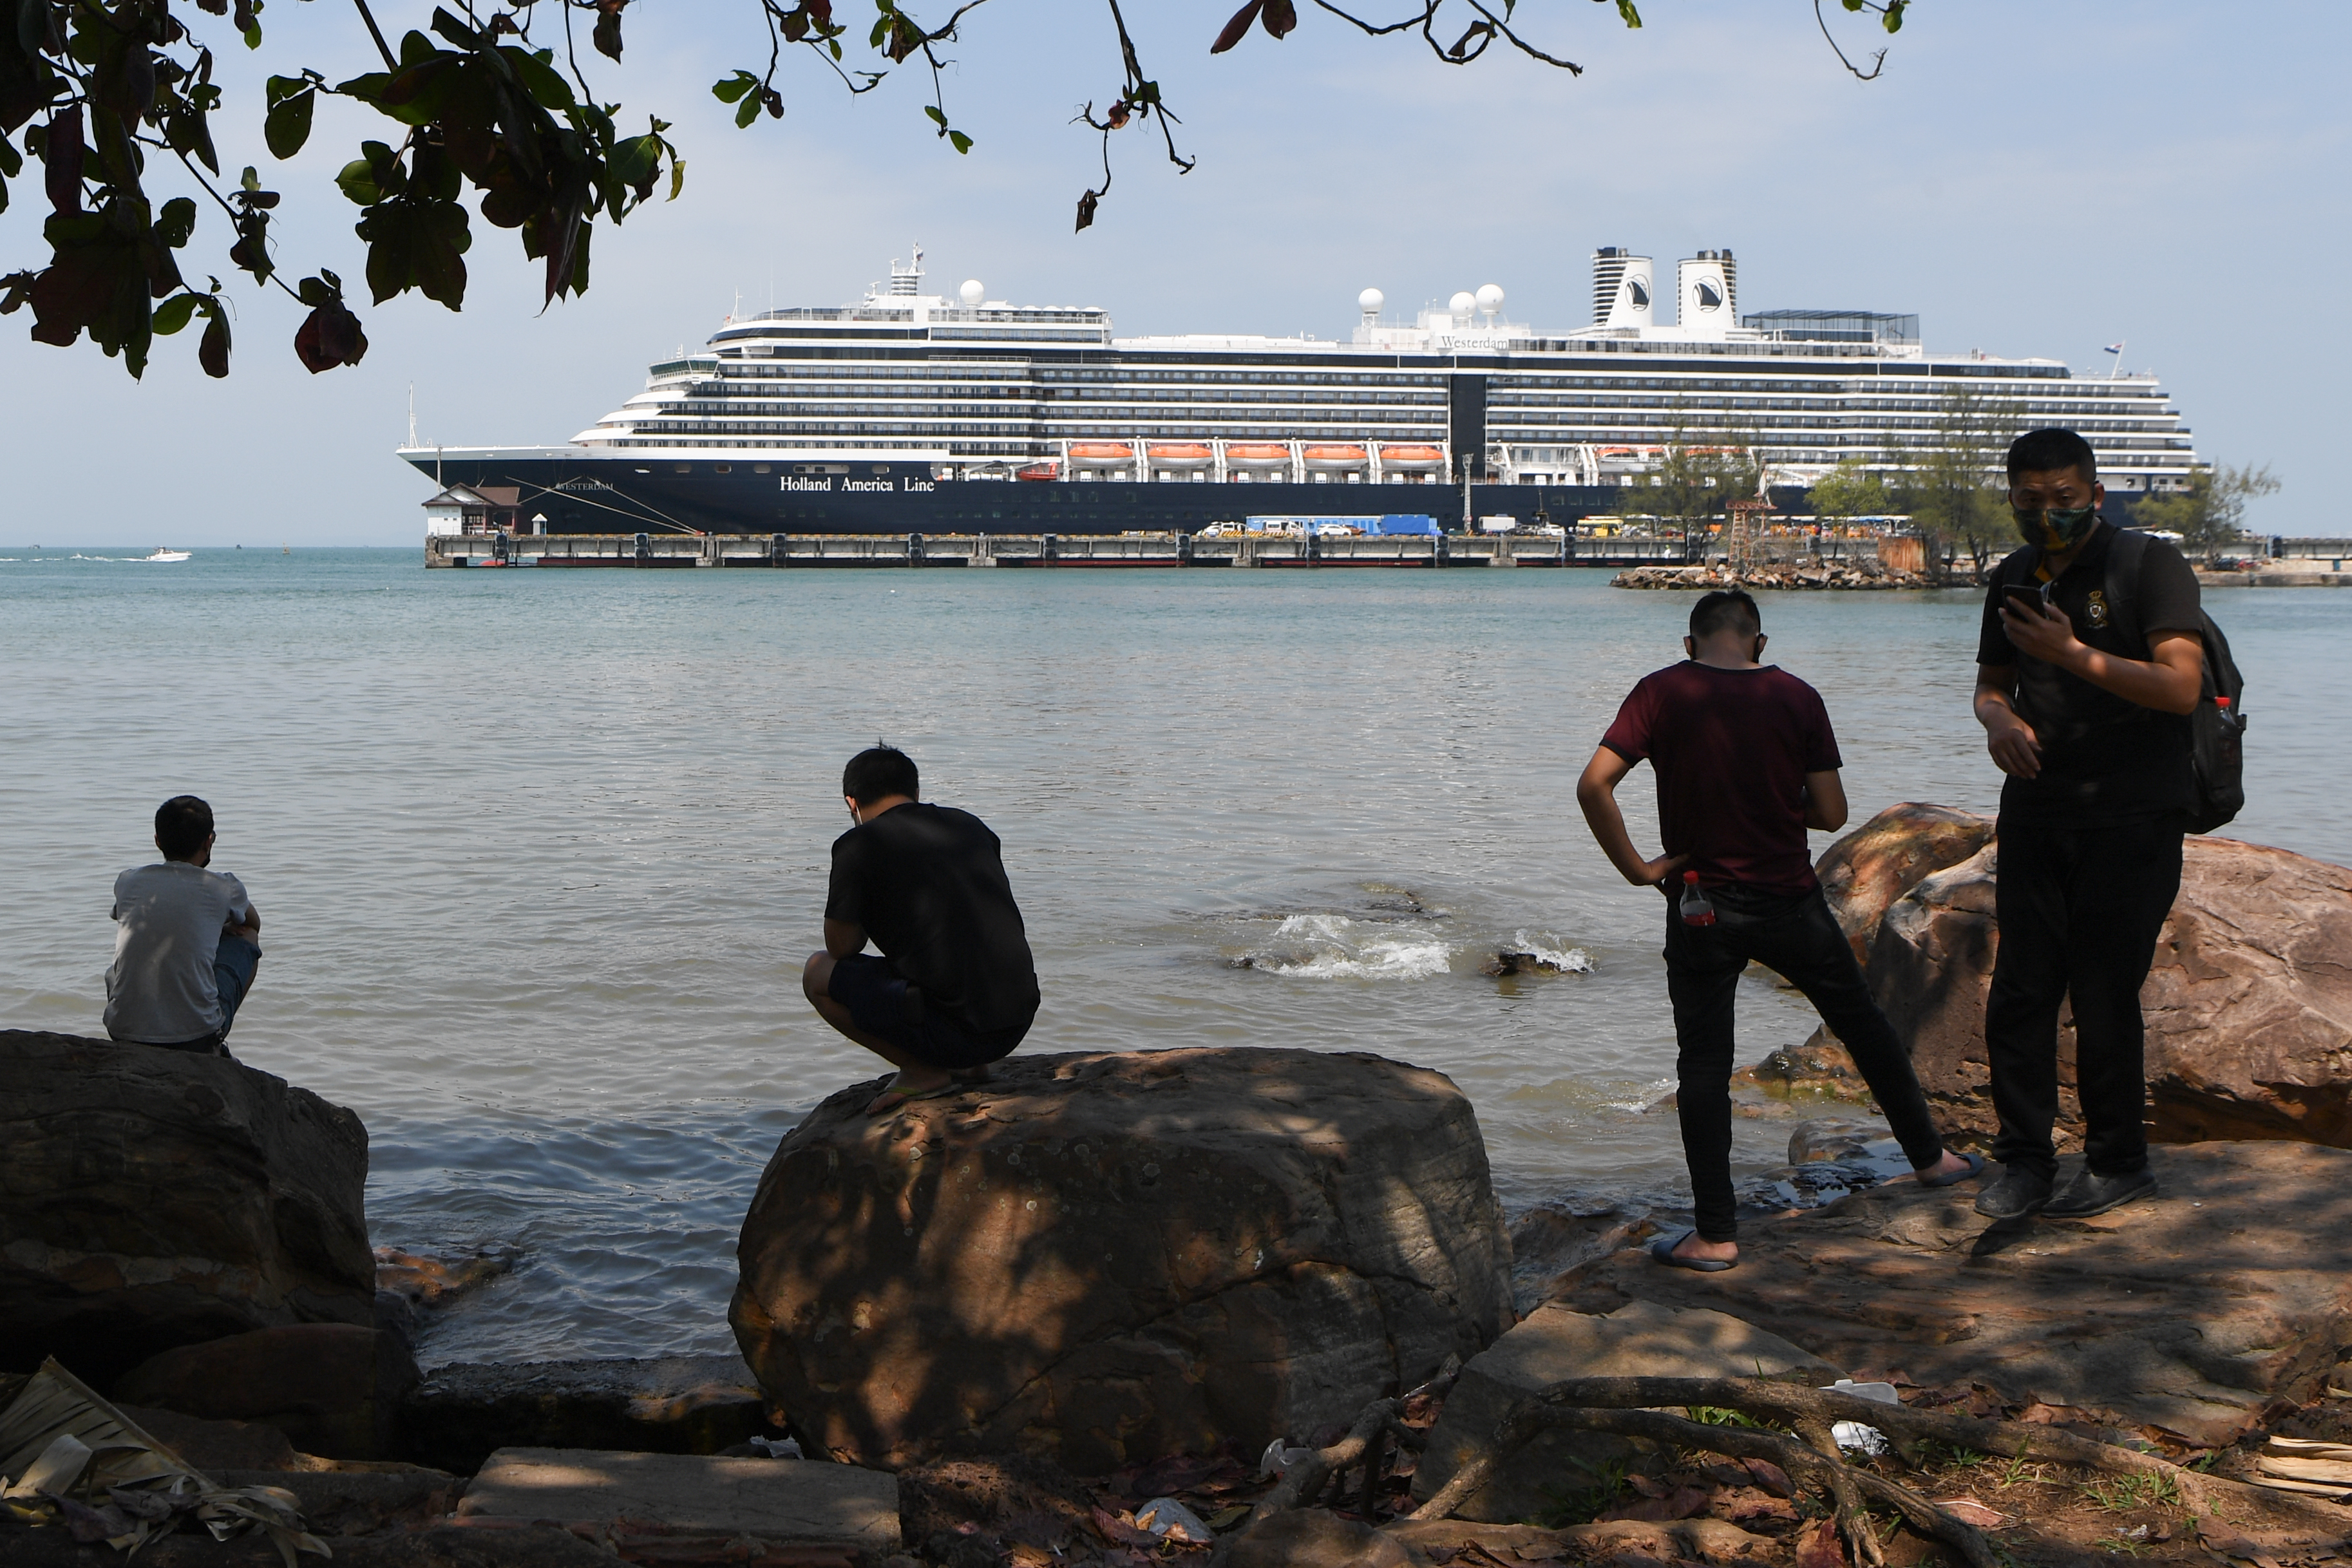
[1970, 427, 2204, 1223]
[106, 795, 263, 1057]
[803, 746, 1039, 1115]
[1577, 590, 1982, 1272]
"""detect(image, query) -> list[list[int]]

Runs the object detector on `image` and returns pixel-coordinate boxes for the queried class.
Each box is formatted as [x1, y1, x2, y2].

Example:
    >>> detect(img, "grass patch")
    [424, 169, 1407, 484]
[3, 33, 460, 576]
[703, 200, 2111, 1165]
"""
[2080, 1471, 2185, 1513]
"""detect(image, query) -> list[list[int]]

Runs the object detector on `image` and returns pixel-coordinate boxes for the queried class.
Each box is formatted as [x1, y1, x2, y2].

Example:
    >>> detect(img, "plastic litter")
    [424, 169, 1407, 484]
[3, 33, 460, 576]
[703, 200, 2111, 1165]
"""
[1828, 1378, 1900, 1456]
[748, 1436, 802, 1459]
[1133, 1497, 1213, 1544]
[1257, 1438, 1313, 1478]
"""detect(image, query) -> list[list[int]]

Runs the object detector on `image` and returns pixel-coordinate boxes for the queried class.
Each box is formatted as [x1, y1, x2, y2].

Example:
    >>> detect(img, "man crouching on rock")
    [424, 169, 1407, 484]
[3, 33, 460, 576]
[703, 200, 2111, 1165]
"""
[804, 746, 1040, 1117]
[106, 795, 263, 1057]
[1577, 590, 1982, 1272]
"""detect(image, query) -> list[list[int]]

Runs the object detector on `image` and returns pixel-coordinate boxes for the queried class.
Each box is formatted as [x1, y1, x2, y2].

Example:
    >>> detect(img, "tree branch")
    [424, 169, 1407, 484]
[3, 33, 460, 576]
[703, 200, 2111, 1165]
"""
[1813, 0, 1886, 80]
[351, 0, 399, 69]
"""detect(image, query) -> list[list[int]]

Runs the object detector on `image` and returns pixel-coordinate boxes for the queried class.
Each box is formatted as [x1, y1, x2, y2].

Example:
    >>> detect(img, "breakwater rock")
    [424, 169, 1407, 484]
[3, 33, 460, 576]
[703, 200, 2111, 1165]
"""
[0, 1030, 375, 1384]
[1612, 561, 1931, 591]
[1811, 801, 1998, 965]
[1749, 813, 2352, 1150]
[730, 1048, 1513, 1473]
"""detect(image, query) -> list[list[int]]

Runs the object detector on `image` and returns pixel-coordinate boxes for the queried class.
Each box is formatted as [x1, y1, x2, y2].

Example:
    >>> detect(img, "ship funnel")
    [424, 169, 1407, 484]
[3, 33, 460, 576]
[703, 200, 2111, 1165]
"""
[1675, 249, 1737, 337]
[1592, 247, 1653, 330]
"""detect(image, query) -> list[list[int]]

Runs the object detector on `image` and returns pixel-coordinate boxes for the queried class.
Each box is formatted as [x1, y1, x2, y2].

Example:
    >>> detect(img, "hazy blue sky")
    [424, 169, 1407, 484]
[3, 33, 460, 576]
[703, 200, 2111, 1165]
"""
[5, 0, 2344, 543]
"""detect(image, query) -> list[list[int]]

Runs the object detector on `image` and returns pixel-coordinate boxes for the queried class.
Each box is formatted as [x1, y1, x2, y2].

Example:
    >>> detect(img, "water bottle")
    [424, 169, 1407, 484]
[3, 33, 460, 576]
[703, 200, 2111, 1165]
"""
[1679, 870, 1716, 927]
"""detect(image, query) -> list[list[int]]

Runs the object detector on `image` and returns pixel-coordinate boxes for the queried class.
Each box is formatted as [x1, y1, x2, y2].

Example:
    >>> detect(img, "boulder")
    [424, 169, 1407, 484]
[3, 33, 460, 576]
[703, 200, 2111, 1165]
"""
[1812, 804, 1997, 964]
[1546, 1140, 2352, 1448]
[113, 1322, 419, 1460]
[399, 1355, 775, 1477]
[1409, 1300, 1839, 1524]
[731, 1048, 1514, 1473]
[0, 1030, 375, 1384]
[456, 1447, 900, 1555]
[1857, 836, 2352, 1147]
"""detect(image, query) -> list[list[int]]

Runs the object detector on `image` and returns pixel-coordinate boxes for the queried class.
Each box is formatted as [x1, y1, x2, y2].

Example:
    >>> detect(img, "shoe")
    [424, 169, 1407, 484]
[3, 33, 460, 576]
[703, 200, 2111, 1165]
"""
[1917, 1150, 1987, 1189]
[1973, 1166, 2053, 1220]
[1649, 1227, 1738, 1272]
[2043, 1166, 2157, 1220]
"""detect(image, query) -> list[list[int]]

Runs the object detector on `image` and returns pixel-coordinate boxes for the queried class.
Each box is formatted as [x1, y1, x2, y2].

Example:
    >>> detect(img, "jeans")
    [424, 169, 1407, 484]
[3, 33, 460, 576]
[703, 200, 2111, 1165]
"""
[1665, 883, 1946, 1241]
[152, 933, 261, 1056]
[1984, 814, 2184, 1181]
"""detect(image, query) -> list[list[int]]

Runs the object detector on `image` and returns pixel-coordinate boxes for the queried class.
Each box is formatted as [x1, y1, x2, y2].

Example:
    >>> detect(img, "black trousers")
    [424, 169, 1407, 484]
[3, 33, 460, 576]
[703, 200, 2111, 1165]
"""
[1664, 884, 1947, 1241]
[1984, 814, 2184, 1180]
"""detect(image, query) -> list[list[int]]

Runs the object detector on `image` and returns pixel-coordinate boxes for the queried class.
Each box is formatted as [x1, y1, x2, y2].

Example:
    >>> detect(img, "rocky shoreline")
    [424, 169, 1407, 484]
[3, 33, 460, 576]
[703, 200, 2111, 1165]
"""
[10, 820, 2352, 1567]
[1612, 562, 1934, 591]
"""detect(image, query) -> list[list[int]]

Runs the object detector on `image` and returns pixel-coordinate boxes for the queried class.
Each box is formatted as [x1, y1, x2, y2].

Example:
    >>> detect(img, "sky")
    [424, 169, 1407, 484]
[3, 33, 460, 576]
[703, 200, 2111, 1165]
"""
[3, 0, 2345, 543]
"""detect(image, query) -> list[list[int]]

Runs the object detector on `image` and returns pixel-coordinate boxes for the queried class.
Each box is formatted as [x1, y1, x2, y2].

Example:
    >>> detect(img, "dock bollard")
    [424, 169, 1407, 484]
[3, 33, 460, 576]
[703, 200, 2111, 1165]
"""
[634, 532, 651, 563]
[1043, 533, 1058, 564]
[770, 533, 787, 567]
[907, 531, 925, 567]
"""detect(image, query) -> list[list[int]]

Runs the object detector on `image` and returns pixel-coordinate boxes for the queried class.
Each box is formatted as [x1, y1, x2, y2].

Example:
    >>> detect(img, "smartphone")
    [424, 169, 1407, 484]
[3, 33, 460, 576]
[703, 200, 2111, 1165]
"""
[2004, 583, 2049, 614]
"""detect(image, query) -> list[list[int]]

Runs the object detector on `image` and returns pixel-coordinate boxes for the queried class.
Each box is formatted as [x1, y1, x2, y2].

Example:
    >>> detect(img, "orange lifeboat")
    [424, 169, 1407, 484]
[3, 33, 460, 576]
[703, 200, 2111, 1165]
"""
[1302, 444, 1369, 469]
[1376, 444, 1446, 469]
[1148, 442, 1214, 468]
[1223, 443, 1291, 467]
[1067, 442, 1134, 464]
[1016, 461, 1059, 482]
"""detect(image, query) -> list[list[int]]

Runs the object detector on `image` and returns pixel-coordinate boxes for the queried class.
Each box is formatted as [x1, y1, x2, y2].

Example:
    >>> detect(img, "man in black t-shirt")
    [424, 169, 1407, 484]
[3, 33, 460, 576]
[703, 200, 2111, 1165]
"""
[1971, 428, 2205, 1224]
[802, 746, 1039, 1115]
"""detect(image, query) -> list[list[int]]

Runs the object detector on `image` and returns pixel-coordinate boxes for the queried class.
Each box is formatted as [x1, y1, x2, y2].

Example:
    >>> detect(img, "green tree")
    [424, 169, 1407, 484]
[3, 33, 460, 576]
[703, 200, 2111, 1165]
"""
[2134, 463, 2282, 563]
[1807, 457, 1889, 526]
[0, 0, 1919, 379]
[1899, 386, 2009, 583]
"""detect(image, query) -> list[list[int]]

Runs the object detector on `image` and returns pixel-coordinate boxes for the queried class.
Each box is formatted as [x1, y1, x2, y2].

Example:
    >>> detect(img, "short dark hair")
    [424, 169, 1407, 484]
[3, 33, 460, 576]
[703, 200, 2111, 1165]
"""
[2006, 428, 2098, 485]
[1689, 589, 1761, 641]
[842, 746, 919, 807]
[155, 795, 214, 861]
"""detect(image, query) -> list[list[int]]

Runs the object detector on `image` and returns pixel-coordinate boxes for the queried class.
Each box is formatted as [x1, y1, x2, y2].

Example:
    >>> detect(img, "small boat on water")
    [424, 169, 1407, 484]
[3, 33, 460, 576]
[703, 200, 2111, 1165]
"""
[142, 549, 191, 562]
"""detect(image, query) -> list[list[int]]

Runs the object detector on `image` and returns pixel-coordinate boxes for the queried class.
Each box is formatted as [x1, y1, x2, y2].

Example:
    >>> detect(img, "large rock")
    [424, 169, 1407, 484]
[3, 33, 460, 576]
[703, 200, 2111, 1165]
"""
[1547, 1140, 2352, 1448]
[1812, 802, 1998, 964]
[730, 1048, 1514, 1473]
[1409, 1300, 1839, 1524]
[113, 1322, 419, 1460]
[399, 1355, 775, 1476]
[1862, 836, 2352, 1147]
[0, 1030, 374, 1384]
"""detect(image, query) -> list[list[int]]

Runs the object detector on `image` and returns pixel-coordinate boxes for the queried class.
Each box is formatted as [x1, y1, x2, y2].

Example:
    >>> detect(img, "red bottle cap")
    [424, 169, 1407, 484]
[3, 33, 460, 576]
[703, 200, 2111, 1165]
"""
[1682, 870, 1700, 883]
[2215, 695, 2232, 708]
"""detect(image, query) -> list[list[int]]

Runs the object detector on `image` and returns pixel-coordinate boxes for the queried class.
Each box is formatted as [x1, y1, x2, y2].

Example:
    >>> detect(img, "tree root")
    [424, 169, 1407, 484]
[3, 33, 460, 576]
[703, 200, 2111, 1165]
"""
[1246, 1358, 1454, 1524]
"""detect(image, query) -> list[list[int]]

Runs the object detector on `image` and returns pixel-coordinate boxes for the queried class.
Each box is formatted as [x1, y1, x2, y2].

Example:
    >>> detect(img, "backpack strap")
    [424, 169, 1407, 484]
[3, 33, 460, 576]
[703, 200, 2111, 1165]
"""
[2103, 520, 2148, 651]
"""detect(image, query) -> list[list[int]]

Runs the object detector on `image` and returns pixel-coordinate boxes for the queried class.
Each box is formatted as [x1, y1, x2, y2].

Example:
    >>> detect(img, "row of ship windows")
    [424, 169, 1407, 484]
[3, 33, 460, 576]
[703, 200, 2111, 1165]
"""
[669, 384, 2174, 419]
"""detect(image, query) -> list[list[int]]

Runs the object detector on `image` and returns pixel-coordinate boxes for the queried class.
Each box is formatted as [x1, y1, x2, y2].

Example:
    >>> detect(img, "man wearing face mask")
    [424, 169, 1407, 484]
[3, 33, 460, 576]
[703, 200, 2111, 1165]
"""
[1971, 428, 2205, 1223]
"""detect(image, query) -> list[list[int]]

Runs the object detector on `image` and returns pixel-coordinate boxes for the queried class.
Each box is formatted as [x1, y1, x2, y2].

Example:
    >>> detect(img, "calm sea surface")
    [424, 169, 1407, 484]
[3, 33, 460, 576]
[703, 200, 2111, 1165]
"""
[5, 548, 2347, 1366]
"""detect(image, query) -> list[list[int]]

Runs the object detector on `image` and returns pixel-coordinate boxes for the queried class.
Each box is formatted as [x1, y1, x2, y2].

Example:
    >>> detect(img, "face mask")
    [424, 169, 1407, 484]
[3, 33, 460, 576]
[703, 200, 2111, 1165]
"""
[2012, 503, 2097, 552]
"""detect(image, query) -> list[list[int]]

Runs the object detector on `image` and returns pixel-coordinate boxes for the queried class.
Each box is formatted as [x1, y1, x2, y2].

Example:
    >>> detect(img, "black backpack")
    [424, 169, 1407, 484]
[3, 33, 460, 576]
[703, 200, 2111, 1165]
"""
[2107, 526, 2246, 833]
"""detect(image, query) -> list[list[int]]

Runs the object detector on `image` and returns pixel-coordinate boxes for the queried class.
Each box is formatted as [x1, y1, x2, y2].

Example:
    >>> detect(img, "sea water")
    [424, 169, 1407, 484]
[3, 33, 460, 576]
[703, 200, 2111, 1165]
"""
[5, 548, 2347, 1365]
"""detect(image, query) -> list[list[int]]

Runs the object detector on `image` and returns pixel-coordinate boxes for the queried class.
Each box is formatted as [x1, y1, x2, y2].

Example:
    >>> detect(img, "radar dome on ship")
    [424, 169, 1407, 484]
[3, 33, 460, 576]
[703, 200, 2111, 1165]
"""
[1358, 288, 1384, 314]
[1475, 283, 1504, 315]
[959, 279, 985, 305]
[1448, 290, 1477, 316]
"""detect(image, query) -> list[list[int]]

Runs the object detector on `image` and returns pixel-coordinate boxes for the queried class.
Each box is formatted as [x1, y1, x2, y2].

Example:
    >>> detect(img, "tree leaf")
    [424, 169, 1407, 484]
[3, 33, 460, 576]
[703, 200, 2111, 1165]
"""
[1074, 186, 1097, 231]
[1260, 0, 1296, 40]
[1210, 0, 1262, 53]
[155, 195, 197, 247]
[42, 102, 82, 215]
[591, 0, 623, 62]
[1615, 0, 1641, 26]
[947, 129, 971, 153]
[150, 290, 198, 334]
[293, 296, 365, 372]
[710, 70, 757, 102]
[734, 91, 759, 128]
[1881, 0, 1904, 31]
[262, 82, 312, 158]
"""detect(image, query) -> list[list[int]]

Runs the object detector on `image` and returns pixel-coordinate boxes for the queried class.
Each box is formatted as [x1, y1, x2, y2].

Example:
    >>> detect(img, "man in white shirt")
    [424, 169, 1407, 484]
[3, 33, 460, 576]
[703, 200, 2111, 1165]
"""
[105, 796, 263, 1055]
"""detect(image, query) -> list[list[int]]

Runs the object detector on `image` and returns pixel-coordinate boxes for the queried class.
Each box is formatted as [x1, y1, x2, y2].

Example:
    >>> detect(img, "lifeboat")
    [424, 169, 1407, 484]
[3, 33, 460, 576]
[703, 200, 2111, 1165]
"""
[1067, 442, 1134, 464]
[1301, 444, 1369, 470]
[1015, 461, 1059, 482]
[1222, 443, 1291, 468]
[1376, 444, 1445, 470]
[1148, 443, 1214, 468]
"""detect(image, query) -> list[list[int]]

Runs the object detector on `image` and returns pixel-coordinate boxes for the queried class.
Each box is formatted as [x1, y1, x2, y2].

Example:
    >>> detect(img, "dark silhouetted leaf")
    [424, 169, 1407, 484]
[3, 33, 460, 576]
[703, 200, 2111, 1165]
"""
[198, 308, 229, 375]
[263, 76, 313, 157]
[1074, 187, 1097, 231]
[1261, 0, 1296, 39]
[151, 291, 199, 334]
[294, 296, 365, 372]
[43, 102, 82, 214]
[1210, 0, 1262, 53]
[156, 196, 198, 248]
[592, 0, 624, 62]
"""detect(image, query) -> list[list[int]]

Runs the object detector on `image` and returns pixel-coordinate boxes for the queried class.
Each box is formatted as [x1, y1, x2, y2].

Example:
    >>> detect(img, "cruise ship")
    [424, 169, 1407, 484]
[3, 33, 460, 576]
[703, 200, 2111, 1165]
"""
[402, 245, 2199, 536]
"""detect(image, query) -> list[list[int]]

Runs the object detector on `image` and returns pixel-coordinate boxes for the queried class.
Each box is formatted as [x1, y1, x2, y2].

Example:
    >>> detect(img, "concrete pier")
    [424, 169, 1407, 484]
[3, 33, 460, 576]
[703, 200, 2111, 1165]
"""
[424, 531, 1698, 570]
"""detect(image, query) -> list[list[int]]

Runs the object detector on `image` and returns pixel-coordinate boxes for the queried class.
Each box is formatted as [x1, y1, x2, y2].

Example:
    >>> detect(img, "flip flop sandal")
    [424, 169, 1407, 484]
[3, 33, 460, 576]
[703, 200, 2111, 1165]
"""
[1917, 1150, 1987, 1189]
[1650, 1227, 1737, 1272]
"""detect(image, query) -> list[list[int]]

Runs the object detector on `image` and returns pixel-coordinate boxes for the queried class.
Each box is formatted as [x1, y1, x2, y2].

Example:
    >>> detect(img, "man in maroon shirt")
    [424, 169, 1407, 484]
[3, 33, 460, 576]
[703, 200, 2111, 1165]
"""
[1577, 590, 1980, 1270]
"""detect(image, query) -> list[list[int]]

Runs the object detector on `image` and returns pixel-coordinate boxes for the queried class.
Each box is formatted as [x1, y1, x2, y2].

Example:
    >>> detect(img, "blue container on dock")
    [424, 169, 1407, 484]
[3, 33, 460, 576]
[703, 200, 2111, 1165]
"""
[1374, 515, 1440, 536]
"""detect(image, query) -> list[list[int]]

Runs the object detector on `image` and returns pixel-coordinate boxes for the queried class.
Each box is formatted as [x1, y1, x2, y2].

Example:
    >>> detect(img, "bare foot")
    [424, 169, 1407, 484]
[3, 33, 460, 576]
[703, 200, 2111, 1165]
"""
[865, 1070, 956, 1117]
[1913, 1149, 1980, 1184]
[1671, 1233, 1739, 1267]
